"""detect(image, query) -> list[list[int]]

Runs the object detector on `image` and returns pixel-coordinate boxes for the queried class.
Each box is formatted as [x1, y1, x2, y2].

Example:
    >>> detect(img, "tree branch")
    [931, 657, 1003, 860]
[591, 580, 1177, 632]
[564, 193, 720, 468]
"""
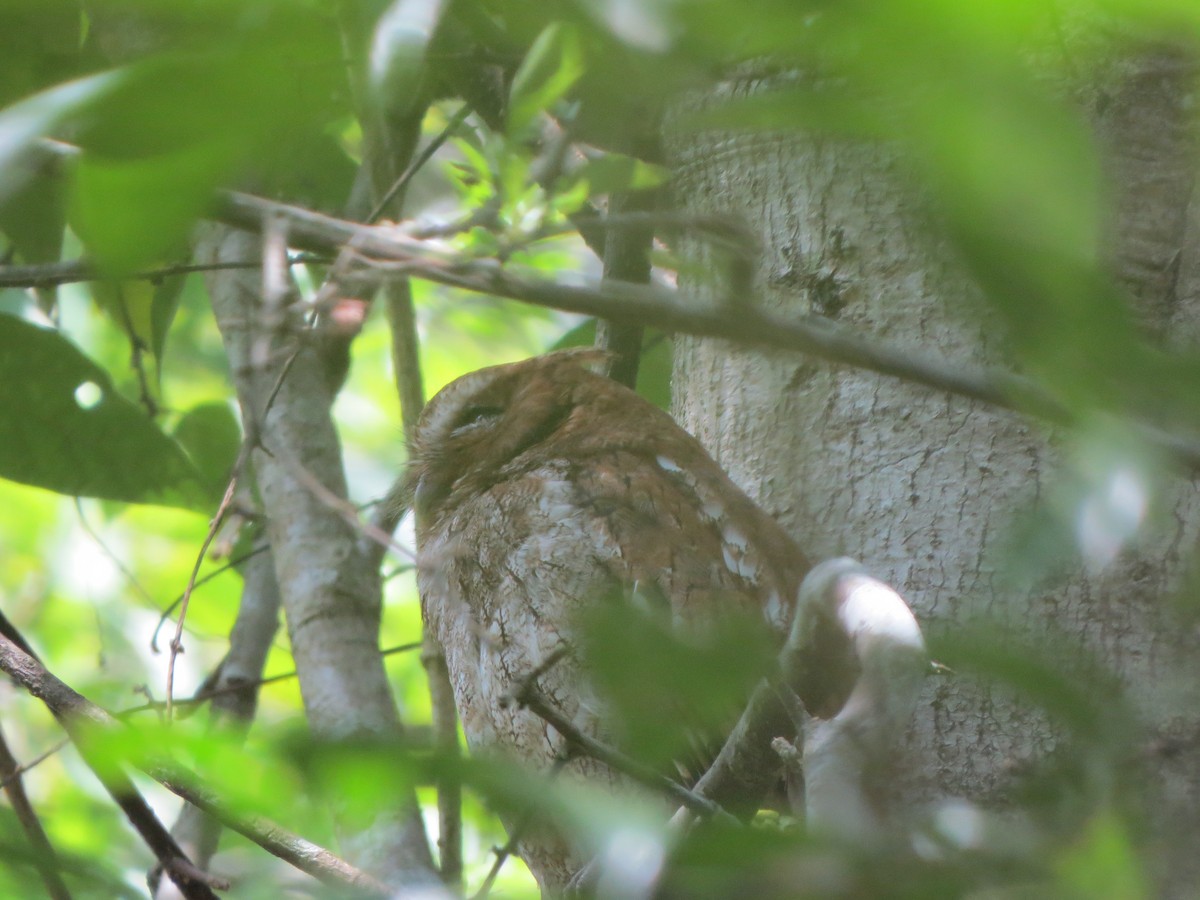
[0, 626, 395, 897]
[210, 188, 1200, 473]
[673, 558, 926, 835]
[0, 722, 72, 900]
[507, 671, 738, 825]
[153, 547, 281, 898]
[0, 627, 220, 900]
[199, 224, 440, 888]
[596, 187, 656, 388]
[0, 257, 327, 289]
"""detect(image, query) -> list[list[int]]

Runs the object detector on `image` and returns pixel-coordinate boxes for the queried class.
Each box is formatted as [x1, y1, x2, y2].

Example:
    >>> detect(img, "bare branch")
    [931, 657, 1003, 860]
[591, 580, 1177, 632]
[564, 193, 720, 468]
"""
[153, 548, 282, 898]
[211, 188, 1200, 472]
[508, 674, 739, 825]
[0, 722, 72, 900]
[0, 257, 328, 290]
[596, 187, 656, 388]
[201, 222, 440, 887]
[165, 439, 253, 719]
[0, 627, 219, 900]
[0, 625, 395, 897]
[673, 558, 926, 837]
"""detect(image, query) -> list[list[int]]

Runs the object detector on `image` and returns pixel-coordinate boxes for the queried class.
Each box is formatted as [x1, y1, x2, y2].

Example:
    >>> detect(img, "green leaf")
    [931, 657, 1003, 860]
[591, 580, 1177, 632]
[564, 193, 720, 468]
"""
[172, 401, 241, 502]
[70, 136, 241, 274]
[575, 152, 671, 195]
[507, 22, 585, 136]
[370, 0, 450, 119]
[1056, 812, 1149, 900]
[551, 321, 672, 410]
[0, 68, 125, 206]
[90, 273, 187, 394]
[0, 170, 64, 266]
[580, 588, 775, 771]
[68, 19, 342, 273]
[0, 312, 207, 507]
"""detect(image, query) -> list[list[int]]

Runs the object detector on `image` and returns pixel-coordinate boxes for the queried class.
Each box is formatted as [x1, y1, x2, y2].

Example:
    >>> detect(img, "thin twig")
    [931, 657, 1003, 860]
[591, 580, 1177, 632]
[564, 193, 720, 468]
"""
[512, 680, 738, 825]
[0, 626, 393, 897]
[422, 641, 463, 889]
[124, 641, 424, 717]
[0, 256, 328, 289]
[210, 188, 1200, 474]
[471, 757, 570, 900]
[0, 723, 72, 900]
[368, 104, 471, 224]
[0, 641, 426, 795]
[150, 542, 270, 652]
[0, 634, 220, 899]
[271, 443, 416, 561]
[164, 441, 253, 719]
[0, 738, 69, 792]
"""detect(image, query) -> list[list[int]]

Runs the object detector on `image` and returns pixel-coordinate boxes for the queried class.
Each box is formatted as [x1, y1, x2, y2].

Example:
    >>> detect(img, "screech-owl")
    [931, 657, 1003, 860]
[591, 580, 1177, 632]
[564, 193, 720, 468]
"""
[407, 349, 816, 894]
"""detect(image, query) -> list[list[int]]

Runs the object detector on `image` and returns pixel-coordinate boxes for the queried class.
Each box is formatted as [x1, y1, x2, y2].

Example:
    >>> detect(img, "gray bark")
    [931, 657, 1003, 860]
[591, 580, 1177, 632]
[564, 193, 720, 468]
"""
[197, 225, 439, 889]
[666, 43, 1200, 892]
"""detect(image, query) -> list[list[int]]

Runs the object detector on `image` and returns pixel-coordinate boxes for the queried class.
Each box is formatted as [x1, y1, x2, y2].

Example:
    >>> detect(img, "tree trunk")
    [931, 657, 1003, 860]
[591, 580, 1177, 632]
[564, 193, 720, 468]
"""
[666, 46, 1200, 892]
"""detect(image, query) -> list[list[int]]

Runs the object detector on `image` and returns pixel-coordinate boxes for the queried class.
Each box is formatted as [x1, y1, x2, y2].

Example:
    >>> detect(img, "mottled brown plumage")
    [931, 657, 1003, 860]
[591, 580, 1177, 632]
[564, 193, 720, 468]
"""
[407, 350, 811, 893]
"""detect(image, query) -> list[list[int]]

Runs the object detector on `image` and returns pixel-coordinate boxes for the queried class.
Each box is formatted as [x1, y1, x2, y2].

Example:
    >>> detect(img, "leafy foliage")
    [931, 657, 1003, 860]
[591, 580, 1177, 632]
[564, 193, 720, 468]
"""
[0, 0, 1196, 897]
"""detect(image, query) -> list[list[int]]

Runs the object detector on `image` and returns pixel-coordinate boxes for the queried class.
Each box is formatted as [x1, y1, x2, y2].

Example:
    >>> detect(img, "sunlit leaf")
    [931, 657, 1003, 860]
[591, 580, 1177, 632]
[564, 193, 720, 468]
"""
[1056, 812, 1149, 900]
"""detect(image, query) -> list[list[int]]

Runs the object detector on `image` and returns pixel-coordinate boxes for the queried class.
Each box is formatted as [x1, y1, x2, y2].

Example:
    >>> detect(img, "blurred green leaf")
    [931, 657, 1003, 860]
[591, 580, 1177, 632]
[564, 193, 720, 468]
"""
[172, 401, 241, 502]
[1056, 811, 1149, 900]
[370, 0, 450, 119]
[508, 22, 585, 136]
[0, 68, 125, 206]
[580, 587, 775, 771]
[71, 139, 238, 274]
[0, 312, 207, 507]
[552, 320, 672, 409]
[928, 623, 1129, 749]
[573, 152, 671, 195]
[90, 273, 187, 395]
[0, 170, 64, 267]
[67, 15, 342, 273]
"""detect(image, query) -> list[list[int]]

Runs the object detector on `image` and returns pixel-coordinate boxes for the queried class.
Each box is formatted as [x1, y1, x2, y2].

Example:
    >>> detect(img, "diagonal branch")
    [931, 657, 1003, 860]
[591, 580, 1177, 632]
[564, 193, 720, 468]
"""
[209, 190, 1200, 475]
[0, 619, 220, 900]
[0, 625, 395, 897]
[506, 665, 738, 826]
[0, 722, 71, 900]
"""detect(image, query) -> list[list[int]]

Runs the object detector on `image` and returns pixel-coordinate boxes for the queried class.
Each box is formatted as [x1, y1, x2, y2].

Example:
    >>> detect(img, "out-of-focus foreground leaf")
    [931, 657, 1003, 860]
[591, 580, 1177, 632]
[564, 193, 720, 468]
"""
[0, 312, 206, 507]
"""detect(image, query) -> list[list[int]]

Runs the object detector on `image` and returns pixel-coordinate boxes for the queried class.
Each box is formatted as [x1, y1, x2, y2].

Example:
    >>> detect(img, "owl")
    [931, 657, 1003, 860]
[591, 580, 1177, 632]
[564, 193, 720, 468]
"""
[407, 349, 816, 894]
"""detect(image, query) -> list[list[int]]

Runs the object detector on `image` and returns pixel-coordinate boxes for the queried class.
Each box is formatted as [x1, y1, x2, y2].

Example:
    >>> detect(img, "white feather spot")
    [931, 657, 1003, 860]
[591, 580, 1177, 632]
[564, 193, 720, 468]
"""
[721, 523, 749, 551]
[764, 589, 784, 626]
[722, 544, 759, 582]
[656, 455, 683, 473]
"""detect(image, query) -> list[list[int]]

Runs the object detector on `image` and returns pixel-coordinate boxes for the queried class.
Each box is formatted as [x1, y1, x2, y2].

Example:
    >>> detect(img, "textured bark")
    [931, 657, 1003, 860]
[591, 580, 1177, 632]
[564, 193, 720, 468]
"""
[198, 225, 439, 889]
[666, 44, 1200, 891]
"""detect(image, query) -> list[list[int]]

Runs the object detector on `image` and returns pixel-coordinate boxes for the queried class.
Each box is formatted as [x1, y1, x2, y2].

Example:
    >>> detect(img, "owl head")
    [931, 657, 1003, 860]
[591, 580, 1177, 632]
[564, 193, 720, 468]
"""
[405, 348, 648, 531]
